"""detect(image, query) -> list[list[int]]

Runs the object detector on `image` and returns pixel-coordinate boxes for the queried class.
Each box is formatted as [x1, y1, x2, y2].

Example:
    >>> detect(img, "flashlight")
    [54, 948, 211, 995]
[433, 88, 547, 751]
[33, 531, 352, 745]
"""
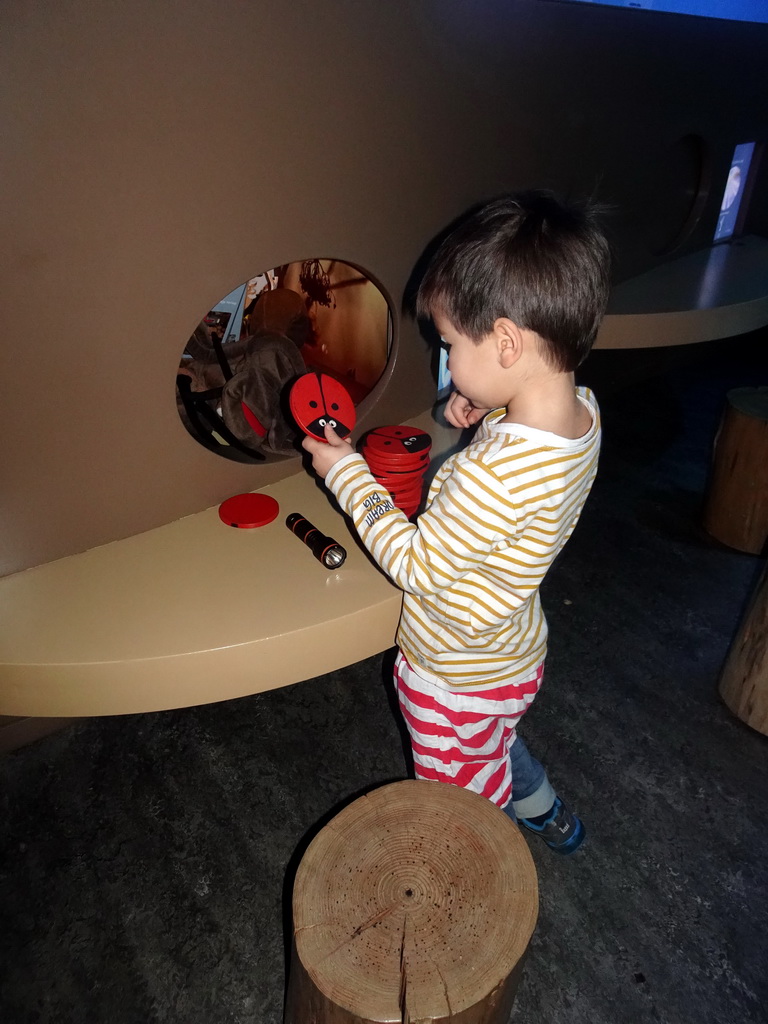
[286, 513, 347, 569]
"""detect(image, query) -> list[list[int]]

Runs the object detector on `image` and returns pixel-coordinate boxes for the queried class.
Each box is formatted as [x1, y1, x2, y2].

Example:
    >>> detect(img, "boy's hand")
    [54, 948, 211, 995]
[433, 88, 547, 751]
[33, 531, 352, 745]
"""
[302, 422, 355, 479]
[444, 391, 490, 429]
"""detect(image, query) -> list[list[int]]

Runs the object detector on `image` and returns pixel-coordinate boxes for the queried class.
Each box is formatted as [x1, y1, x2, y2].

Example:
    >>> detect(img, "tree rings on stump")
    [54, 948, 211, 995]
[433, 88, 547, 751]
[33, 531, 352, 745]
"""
[285, 779, 538, 1024]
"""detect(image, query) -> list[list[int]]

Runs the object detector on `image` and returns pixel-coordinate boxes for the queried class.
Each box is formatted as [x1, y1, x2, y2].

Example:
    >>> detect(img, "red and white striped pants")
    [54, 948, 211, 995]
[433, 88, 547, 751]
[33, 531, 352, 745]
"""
[393, 651, 544, 809]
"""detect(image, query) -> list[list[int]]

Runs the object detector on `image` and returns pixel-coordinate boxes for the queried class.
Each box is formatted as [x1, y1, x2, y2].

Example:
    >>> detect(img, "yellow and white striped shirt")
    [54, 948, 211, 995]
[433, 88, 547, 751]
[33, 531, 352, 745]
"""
[326, 387, 601, 690]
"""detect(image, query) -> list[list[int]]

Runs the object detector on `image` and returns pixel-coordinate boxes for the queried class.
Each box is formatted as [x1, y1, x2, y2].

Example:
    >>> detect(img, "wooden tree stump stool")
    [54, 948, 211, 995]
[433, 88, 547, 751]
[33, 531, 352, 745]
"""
[703, 386, 768, 554]
[284, 780, 538, 1024]
[719, 559, 768, 735]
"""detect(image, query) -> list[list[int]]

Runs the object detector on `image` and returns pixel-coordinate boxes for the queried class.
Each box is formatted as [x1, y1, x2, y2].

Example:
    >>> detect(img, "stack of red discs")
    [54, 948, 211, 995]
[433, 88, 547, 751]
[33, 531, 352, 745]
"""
[361, 425, 432, 518]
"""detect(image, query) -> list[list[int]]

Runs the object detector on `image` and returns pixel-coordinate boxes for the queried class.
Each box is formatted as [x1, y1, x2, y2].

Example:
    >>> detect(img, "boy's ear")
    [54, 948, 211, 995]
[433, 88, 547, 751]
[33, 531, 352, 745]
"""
[493, 318, 524, 368]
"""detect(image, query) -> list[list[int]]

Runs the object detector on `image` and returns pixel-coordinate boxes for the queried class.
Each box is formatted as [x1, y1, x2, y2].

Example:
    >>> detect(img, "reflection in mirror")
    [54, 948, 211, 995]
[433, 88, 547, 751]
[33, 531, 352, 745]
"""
[176, 259, 391, 463]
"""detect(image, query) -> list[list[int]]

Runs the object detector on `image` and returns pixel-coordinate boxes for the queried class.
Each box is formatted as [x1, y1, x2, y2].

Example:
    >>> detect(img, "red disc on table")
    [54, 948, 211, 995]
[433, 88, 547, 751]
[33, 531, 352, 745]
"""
[289, 372, 356, 441]
[218, 492, 279, 528]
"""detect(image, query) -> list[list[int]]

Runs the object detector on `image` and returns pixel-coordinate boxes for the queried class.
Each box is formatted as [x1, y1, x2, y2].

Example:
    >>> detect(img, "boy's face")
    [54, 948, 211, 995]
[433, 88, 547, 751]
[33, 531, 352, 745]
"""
[433, 313, 509, 412]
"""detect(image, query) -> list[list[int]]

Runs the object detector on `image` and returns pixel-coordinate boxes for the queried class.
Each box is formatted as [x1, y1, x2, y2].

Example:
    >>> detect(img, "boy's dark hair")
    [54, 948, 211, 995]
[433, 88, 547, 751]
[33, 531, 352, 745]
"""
[416, 191, 611, 371]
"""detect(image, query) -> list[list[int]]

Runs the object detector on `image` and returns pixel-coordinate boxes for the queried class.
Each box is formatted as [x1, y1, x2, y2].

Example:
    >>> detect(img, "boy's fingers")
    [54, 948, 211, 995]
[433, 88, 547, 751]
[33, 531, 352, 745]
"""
[302, 428, 349, 456]
[324, 423, 348, 446]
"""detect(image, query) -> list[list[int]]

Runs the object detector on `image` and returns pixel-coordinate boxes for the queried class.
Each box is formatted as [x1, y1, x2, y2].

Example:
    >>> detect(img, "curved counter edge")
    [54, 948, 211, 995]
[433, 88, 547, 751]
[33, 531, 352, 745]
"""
[0, 597, 402, 718]
[596, 295, 768, 349]
[0, 411, 451, 719]
[596, 236, 768, 349]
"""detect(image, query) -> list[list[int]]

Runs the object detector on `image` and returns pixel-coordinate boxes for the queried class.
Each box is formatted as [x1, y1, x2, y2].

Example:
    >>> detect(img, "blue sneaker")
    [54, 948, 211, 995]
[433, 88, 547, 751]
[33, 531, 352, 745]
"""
[519, 798, 585, 855]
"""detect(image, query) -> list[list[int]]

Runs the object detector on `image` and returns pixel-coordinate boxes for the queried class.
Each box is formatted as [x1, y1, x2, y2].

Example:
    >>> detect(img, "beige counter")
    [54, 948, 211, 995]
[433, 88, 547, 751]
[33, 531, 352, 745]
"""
[0, 470, 402, 718]
[3, 237, 768, 719]
[596, 236, 768, 349]
[0, 413, 460, 718]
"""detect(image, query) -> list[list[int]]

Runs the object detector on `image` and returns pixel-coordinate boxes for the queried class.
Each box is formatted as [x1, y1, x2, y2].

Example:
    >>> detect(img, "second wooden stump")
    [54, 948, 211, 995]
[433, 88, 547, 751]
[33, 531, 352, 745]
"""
[285, 780, 538, 1024]
[719, 558, 768, 735]
[703, 386, 768, 555]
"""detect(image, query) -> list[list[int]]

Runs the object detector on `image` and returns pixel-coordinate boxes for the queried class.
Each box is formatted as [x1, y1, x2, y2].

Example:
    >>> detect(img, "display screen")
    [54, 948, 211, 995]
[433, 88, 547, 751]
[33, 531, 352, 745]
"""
[548, 1, 768, 24]
[713, 142, 756, 242]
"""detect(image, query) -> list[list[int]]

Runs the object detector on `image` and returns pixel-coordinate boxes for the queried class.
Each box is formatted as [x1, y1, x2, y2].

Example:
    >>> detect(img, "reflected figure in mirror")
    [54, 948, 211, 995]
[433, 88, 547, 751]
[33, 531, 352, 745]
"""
[219, 288, 311, 456]
[177, 290, 313, 458]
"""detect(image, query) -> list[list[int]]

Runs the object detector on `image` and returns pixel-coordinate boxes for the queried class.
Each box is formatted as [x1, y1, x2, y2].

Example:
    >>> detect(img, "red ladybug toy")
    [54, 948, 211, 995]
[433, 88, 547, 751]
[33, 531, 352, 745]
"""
[289, 372, 356, 442]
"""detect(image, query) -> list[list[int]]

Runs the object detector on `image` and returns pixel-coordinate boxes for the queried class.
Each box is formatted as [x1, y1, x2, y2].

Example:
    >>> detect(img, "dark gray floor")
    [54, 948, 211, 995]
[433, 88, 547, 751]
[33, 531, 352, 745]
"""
[1, 334, 767, 1024]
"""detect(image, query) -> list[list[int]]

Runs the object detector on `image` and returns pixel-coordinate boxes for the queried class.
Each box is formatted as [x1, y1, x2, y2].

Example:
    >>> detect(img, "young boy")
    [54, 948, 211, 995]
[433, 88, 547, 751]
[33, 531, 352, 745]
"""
[302, 191, 610, 854]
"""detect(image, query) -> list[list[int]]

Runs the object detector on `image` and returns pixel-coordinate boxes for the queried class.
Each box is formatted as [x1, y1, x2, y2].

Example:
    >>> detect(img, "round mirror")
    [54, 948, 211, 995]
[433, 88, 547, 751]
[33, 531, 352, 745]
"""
[176, 259, 392, 462]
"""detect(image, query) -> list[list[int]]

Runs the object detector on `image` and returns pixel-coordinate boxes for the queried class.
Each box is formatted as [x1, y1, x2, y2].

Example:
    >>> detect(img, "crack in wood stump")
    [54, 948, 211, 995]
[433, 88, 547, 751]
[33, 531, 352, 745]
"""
[309, 902, 400, 966]
[399, 914, 409, 1024]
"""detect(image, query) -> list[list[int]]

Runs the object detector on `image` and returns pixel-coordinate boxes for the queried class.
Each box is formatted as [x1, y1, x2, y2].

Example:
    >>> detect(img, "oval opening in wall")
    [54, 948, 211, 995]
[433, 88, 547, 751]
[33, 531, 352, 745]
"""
[176, 259, 392, 463]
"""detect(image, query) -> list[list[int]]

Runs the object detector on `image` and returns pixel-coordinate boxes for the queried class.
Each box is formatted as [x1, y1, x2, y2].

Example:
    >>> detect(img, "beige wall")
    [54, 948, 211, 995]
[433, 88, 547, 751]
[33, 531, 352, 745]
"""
[2, 0, 767, 577]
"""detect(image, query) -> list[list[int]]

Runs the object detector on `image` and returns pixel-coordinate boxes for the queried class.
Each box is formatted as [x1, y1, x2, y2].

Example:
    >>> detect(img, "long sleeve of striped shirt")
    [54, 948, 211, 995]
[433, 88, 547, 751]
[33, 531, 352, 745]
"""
[326, 446, 519, 596]
[325, 387, 601, 689]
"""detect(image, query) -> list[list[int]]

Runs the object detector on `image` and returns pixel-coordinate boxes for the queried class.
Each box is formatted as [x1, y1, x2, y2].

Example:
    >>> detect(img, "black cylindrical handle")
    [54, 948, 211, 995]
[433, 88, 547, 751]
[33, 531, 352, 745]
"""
[286, 513, 347, 569]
